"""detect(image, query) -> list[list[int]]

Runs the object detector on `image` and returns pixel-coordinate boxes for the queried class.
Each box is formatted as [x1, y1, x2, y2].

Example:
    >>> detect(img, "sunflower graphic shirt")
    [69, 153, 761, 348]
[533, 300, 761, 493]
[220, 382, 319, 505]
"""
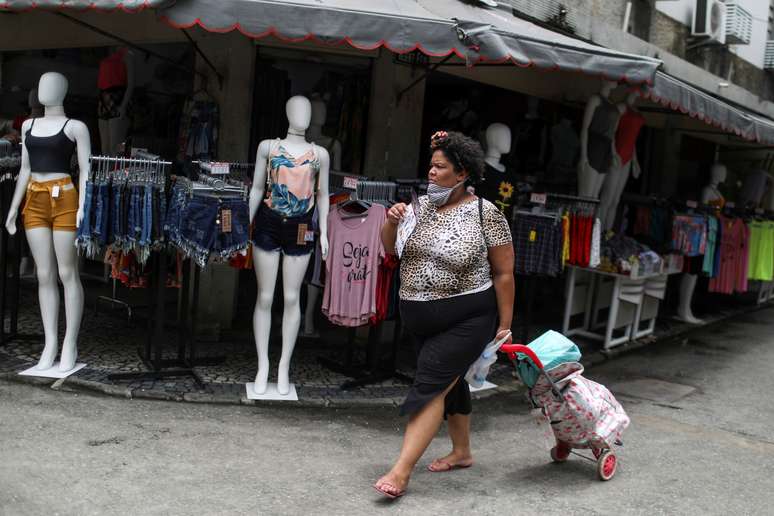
[476, 164, 519, 223]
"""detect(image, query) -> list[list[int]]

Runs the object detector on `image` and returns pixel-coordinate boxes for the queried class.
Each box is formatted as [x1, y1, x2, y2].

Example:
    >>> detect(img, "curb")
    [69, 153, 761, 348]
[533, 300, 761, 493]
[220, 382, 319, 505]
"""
[3, 302, 770, 408]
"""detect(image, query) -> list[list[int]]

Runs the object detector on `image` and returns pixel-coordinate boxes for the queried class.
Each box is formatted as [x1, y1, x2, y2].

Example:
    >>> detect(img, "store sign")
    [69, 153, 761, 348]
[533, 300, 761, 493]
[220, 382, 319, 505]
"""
[530, 193, 547, 205]
[343, 176, 359, 190]
[211, 162, 230, 175]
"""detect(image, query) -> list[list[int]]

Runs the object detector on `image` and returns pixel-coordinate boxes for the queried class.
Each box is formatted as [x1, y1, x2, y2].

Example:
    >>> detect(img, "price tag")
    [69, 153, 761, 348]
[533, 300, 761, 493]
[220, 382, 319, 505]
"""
[297, 223, 308, 245]
[211, 162, 230, 175]
[343, 176, 359, 190]
[686, 200, 698, 209]
[726, 202, 736, 209]
[304, 230, 315, 242]
[52, 185, 60, 198]
[530, 193, 547, 205]
[220, 209, 232, 233]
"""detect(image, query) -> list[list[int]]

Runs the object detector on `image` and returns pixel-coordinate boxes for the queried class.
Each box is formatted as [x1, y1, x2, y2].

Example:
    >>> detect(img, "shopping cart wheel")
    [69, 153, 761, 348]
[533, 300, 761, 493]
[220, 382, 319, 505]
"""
[597, 451, 617, 481]
[550, 443, 570, 463]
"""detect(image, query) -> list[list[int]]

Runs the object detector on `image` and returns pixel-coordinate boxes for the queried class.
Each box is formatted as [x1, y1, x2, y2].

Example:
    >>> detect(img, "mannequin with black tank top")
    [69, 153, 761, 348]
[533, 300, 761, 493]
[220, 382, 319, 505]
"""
[302, 97, 341, 338]
[249, 95, 331, 396]
[578, 80, 623, 198]
[4, 72, 92, 373]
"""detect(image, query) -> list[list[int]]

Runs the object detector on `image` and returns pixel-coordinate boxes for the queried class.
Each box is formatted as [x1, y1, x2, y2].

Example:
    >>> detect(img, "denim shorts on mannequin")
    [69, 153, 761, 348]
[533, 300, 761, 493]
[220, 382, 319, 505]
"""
[177, 193, 250, 268]
[251, 204, 315, 256]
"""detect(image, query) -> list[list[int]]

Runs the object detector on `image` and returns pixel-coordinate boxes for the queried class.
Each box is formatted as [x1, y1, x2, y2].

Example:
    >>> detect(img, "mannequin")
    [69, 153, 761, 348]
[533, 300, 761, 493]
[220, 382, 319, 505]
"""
[511, 97, 547, 174]
[4, 72, 91, 372]
[302, 97, 341, 337]
[739, 166, 772, 208]
[677, 163, 727, 324]
[598, 91, 645, 230]
[475, 123, 518, 222]
[98, 46, 135, 155]
[578, 80, 623, 198]
[547, 116, 580, 181]
[250, 95, 330, 396]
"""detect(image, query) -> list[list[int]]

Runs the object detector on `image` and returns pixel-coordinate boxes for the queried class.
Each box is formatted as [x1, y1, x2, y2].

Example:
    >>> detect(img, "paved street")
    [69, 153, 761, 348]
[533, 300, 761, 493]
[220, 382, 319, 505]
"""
[2, 307, 773, 515]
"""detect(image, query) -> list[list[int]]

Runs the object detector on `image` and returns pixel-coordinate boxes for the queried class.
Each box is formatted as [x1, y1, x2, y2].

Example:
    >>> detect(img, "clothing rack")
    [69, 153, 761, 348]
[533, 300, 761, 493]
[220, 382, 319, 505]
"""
[514, 191, 600, 345]
[356, 180, 397, 204]
[89, 154, 170, 319]
[1, 144, 44, 346]
[317, 320, 412, 391]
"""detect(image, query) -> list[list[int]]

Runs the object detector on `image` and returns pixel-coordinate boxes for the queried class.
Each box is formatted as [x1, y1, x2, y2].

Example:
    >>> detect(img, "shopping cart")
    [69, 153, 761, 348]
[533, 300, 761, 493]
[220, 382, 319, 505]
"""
[500, 342, 629, 481]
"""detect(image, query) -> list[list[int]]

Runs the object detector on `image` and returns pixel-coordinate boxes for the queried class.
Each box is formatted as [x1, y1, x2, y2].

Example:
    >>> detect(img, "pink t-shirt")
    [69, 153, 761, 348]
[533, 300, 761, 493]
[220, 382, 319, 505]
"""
[322, 204, 386, 327]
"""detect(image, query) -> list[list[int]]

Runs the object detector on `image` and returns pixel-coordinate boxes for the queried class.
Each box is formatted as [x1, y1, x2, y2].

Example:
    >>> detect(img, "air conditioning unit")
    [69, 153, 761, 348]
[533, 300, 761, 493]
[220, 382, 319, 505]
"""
[692, 0, 726, 45]
[765, 41, 774, 70]
[724, 1, 753, 45]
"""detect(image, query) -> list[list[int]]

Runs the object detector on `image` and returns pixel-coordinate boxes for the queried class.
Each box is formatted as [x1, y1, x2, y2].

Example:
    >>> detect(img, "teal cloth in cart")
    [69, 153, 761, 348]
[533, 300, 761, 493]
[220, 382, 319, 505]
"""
[516, 330, 581, 388]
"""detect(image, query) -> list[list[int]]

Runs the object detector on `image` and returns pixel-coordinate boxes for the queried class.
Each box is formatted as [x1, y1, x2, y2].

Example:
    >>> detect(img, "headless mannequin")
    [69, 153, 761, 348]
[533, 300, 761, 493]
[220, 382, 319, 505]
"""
[98, 46, 135, 155]
[578, 80, 622, 198]
[302, 99, 340, 337]
[4, 72, 91, 372]
[677, 163, 727, 324]
[598, 91, 642, 231]
[250, 96, 331, 395]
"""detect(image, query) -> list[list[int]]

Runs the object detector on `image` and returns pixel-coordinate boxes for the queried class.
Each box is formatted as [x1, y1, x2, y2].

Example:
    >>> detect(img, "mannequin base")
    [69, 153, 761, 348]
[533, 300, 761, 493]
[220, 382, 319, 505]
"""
[245, 382, 298, 401]
[19, 362, 86, 379]
[469, 381, 498, 393]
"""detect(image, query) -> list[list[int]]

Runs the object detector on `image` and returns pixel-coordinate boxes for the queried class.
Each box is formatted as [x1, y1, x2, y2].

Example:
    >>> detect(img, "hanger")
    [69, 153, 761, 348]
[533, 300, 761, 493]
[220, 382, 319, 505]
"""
[338, 197, 372, 219]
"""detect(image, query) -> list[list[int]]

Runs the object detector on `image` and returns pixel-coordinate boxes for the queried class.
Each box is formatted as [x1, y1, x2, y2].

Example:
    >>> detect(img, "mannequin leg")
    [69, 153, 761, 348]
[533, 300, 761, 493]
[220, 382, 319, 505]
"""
[25, 228, 59, 370]
[302, 284, 321, 336]
[53, 230, 84, 372]
[598, 163, 630, 231]
[278, 253, 314, 395]
[252, 248, 281, 394]
[578, 162, 604, 199]
[98, 119, 112, 156]
[677, 273, 703, 324]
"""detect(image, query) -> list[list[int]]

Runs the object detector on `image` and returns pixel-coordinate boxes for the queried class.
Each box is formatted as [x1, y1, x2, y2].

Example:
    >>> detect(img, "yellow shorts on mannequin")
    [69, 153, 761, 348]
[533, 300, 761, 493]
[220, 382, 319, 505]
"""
[22, 177, 78, 231]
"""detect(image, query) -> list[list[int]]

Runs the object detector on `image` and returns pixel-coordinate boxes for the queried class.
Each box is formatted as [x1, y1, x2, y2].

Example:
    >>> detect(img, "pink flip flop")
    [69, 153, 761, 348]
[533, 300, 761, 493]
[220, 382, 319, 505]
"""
[427, 460, 473, 473]
[373, 482, 406, 499]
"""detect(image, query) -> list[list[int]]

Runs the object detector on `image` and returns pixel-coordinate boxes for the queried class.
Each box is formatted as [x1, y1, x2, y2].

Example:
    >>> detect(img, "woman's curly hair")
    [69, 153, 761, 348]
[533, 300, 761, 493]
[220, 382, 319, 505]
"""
[430, 130, 486, 184]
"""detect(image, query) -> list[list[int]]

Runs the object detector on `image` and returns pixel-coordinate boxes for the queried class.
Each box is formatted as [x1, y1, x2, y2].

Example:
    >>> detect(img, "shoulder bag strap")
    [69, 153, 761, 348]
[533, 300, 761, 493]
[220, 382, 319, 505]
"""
[479, 196, 490, 247]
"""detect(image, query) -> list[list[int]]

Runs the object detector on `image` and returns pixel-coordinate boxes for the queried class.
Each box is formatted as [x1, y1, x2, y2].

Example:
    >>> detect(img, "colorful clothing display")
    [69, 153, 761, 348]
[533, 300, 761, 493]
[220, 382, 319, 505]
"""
[671, 214, 707, 257]
[512, 213, 563, 276]
[177, 99, 219, 161]
[322, 204, 386, 327]
[265, 141, 319, 217]
[709, 217, 749, 294]
[747, 221, 774, 282]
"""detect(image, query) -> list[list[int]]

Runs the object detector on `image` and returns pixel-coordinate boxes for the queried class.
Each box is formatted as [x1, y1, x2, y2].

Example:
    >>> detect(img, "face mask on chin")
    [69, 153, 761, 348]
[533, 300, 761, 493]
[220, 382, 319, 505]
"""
[427, 181, 464, 207]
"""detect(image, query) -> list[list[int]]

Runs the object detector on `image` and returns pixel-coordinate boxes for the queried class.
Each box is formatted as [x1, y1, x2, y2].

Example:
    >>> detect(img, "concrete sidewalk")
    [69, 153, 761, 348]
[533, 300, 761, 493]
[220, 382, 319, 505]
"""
[2, 306, 773, 515]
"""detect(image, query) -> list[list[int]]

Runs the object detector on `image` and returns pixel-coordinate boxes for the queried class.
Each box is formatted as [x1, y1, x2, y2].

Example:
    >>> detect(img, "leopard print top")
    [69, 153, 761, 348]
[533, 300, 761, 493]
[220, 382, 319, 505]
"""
[400, 196, 512, 302]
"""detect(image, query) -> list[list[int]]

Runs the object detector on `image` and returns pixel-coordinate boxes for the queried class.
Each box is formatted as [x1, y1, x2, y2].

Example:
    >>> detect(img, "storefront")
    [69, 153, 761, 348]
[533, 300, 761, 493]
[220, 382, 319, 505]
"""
[3, 0, 772, 399]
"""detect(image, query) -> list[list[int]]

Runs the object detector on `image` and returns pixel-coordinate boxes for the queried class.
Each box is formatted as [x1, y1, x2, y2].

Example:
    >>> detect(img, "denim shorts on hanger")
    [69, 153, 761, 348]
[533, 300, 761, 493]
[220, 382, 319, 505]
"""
[251, 204, 315, 256]
[177, 193, 250, 268]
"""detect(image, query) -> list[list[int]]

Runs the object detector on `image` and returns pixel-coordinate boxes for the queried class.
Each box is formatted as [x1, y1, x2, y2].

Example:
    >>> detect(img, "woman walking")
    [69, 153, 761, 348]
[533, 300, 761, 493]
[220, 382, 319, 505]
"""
[374, 131, 515, 499]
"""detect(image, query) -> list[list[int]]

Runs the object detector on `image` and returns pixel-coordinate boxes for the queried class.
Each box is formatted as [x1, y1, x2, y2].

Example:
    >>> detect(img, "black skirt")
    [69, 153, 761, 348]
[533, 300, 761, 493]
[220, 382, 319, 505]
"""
[399, 288, 498, 418]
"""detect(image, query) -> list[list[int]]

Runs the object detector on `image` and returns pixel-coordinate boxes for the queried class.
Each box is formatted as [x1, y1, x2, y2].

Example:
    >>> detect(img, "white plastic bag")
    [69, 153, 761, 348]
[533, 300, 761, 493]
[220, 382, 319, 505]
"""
[465, 331, 512, 388]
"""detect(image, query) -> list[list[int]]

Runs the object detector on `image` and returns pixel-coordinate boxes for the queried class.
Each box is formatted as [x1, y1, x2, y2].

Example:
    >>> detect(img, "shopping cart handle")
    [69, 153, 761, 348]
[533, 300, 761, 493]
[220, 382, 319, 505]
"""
[499, 344, 544, 369]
